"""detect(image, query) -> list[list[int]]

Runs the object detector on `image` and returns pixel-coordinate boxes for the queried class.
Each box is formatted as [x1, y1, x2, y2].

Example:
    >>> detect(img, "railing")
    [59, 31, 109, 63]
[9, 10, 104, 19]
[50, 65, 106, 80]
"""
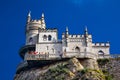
[24, 52, 98, 60]
[25, 53, 61, 60]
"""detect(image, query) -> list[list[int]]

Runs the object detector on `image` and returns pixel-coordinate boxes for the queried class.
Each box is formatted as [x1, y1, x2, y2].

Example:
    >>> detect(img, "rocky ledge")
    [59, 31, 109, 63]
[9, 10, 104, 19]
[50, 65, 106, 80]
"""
[14, 58, 113, 80]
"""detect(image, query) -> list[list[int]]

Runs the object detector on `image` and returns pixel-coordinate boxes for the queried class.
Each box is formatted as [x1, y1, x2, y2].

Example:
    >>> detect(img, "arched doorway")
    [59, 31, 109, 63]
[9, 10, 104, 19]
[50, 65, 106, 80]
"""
[75, 47, 80, 54]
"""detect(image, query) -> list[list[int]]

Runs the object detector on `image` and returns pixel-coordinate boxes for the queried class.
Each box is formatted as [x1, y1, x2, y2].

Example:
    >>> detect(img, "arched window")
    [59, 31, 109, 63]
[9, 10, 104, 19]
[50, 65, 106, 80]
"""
[48, 35, 52, 41]
[98, 50, 104, 55]
[29, 37, 33, 43]
[43, 35, 47, 41]
[75, 46, 80, 53]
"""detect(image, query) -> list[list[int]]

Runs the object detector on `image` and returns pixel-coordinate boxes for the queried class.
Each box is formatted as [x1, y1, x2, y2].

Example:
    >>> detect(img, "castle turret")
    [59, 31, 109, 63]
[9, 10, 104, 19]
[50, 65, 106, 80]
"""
[84, 26, 89, 47]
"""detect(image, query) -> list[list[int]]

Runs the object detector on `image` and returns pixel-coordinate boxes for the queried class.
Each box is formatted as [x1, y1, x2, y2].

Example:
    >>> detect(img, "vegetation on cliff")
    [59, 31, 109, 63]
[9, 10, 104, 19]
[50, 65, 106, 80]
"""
[14, 58, 114, 80]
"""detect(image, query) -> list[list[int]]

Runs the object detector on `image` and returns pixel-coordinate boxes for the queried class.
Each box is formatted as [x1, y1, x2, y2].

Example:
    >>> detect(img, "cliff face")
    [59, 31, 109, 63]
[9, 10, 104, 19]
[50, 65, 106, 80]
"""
[14, 58, 107, 80]
[98, 58, 120, 80]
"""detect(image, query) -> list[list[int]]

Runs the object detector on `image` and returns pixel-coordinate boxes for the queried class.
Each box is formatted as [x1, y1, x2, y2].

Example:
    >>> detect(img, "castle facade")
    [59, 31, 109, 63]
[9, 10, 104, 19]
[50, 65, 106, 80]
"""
[19, 12, 110, 60]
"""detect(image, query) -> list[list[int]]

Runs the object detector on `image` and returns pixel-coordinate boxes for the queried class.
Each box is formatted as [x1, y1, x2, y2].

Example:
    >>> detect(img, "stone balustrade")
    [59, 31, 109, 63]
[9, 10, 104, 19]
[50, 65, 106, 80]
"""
[24, 52, 98, 60]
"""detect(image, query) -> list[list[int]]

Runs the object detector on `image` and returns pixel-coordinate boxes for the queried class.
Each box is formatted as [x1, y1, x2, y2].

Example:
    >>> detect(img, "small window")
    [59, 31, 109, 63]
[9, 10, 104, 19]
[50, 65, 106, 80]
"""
[29, 37, 33, 42]
[43, 35, 47, 41]
[48, 35, 52, 41]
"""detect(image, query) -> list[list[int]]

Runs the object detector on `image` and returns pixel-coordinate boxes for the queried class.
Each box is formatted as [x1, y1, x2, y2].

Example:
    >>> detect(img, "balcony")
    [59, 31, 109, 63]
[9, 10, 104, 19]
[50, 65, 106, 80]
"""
[24, 52, 98, 60]
[19, 45, 35, 59]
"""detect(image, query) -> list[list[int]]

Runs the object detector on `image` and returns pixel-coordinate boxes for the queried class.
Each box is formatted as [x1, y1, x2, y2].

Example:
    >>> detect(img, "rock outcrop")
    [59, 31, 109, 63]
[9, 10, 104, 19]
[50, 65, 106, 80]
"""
[98, 58, 120, 80]
[14, 58, 107, 80]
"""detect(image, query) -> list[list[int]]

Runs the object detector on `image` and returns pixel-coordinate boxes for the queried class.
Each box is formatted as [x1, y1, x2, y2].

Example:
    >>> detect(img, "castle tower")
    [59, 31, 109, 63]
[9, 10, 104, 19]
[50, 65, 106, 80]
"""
[19, 12, 47, 59]
[26, 12, 47, 45]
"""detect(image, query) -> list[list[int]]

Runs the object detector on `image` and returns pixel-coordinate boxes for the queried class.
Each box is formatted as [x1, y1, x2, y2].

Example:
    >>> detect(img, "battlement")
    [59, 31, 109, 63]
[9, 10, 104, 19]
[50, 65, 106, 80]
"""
[68, 34, 92, 38]
[69, 35, 83, 38]
[92, 42, 110, 47]
[28, 19, 42, 24]
[38, 28, 57, 32]
[62, 34, 92, 39]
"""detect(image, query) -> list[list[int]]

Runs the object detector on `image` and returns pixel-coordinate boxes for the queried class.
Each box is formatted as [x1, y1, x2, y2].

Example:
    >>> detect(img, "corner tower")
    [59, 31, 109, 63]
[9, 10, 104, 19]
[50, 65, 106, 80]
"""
[26, 12, 46, 45]
[20, 12, 47, 59]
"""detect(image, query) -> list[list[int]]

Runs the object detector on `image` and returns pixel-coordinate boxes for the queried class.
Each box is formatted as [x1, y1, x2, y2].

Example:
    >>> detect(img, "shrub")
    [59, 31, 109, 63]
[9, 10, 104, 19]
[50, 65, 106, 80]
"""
[97, 58, 109, 65]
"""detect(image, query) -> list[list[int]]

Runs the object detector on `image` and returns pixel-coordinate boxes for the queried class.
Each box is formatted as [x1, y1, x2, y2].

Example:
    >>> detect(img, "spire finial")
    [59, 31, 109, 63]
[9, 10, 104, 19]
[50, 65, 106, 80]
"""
[85, 26, 88, 32]
[27, 11, 31, 23]
[66, 26, 69, 35]
[42, 13, 44, 18]
[66, 26, 69, 36]
[66, 26, 68, 32]
[84, 26, 88, 35]
[28, 11, 31, 17]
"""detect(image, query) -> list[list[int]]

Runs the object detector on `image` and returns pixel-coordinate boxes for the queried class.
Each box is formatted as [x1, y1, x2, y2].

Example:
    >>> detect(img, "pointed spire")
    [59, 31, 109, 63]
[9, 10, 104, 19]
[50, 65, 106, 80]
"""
[41, 12, 46, 29]
[27, 11, 31, 23]
[42, 13, 44, 18]
[84, 26, 88, 35]
[28, 11, 31, 17]
[66, 26, 69, 34]
[65, 26, 69, 38]
[84, 26, 89, 47]
[66, 26, 68, 32]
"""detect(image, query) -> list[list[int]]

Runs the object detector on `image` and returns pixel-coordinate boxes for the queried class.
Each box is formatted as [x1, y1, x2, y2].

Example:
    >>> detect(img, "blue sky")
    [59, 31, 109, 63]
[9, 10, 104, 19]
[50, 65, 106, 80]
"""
[0, 0, 120, 80]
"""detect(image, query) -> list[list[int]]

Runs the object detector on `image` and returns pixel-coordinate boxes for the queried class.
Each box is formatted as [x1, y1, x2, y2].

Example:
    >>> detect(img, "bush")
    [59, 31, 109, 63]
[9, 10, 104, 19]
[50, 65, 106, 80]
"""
[97, 58, 109, 65]
[81, 68, 88, 75]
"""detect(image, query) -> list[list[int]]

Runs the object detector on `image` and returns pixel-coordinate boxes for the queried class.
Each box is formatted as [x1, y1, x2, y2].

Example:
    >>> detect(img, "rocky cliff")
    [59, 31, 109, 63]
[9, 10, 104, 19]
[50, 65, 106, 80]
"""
[98, 58, 120, 80]
[14, 58, 114, 80]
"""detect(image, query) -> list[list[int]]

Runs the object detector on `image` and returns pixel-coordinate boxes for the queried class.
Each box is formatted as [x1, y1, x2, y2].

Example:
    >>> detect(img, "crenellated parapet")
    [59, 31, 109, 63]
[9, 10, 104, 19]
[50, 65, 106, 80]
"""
[92, 42, 110, 47]
[26, 12, 46, 30]
[69, 35, 84, 38]
[62, 34, 92, 38]
[29, 19, 42, 24]
[38, 28, 57, 32]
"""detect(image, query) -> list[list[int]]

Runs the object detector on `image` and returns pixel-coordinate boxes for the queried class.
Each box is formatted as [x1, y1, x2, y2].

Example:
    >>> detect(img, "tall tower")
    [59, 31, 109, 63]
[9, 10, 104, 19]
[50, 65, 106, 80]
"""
[26, 12, 46, 45]
[19, 12, 47, 59]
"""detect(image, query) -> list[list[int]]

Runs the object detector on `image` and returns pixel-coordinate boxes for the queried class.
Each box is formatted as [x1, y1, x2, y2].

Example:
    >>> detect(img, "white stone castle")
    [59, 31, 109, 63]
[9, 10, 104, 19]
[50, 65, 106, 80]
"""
[19, 12, 110, 60]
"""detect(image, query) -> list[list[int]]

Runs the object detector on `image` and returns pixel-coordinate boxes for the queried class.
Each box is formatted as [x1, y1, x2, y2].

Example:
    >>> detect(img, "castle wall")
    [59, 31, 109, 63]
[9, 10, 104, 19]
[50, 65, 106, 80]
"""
[21, 12, 111, 60]
[67, 40, 86, 52]
[36, 43, 62, 58]
[38, 31, 58, 43]
[92, 46, 109, 55]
